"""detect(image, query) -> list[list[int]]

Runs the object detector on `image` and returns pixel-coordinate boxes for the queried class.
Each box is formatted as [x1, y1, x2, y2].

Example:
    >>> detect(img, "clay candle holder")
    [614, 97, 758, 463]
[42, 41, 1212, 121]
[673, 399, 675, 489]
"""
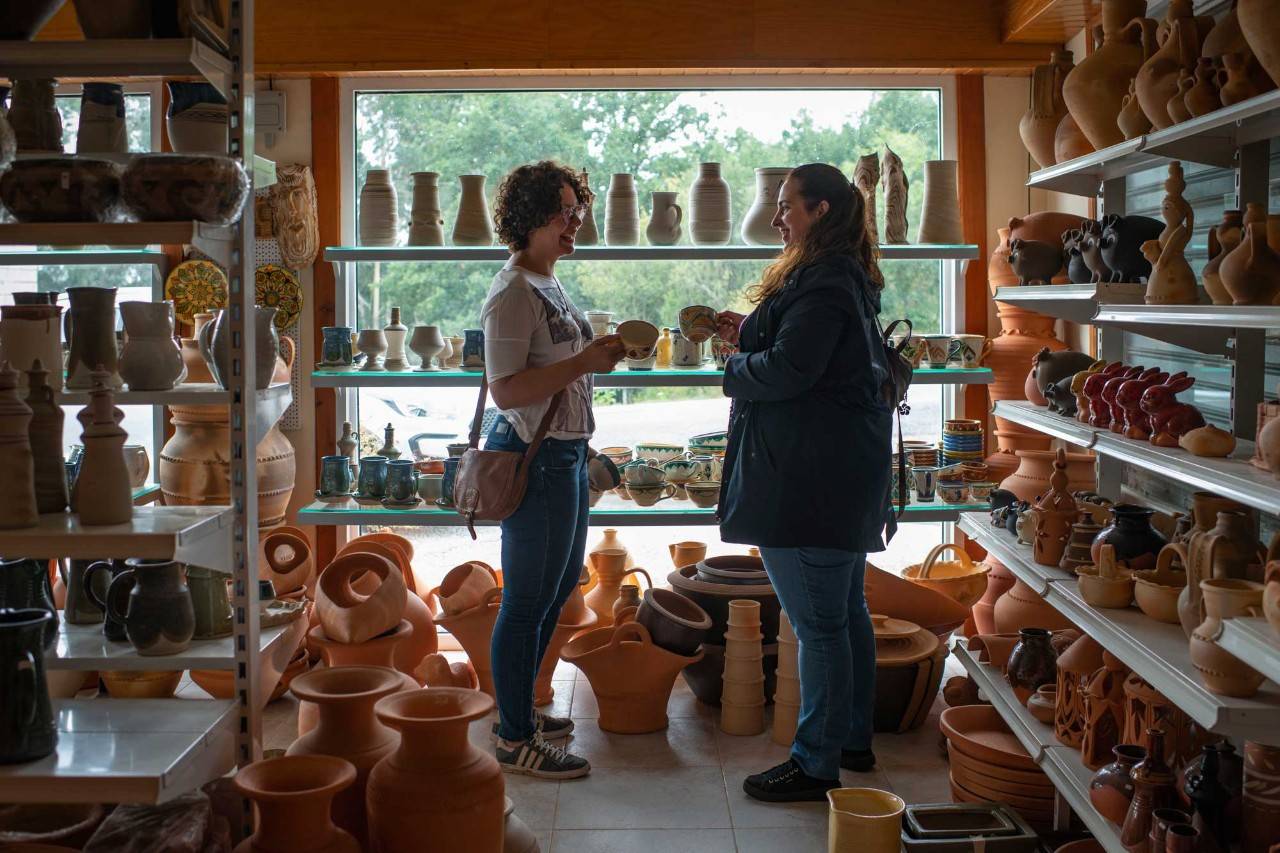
[315, 551, 408, 645]
[430, 587, 501, 696]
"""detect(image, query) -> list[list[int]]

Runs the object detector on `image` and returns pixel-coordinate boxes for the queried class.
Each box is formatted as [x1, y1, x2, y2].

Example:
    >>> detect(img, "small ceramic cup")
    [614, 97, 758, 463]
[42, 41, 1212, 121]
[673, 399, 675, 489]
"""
[937, 479, 968, 504]
[319, 455, 353, 496]
[891, 333, 925, 368]
[627, 483, 676, 507]
[586, 310, 615, 337]
[922, 335, 952, 368]
[417, 473, 444, 503]
[684, 482, 721, 508]
[321, 326, 355, 366]
[949, 334, 991, 368]
[662, 458, 701, 484]
[622, 462, 665, 487]
[678, 305, 717, 343]
[969, 481, 997, 502]
[911, 465, 938, 501]
[617, 319, 660, 360]
[384, 459, 419, 503]
[356, 455, 389, 498]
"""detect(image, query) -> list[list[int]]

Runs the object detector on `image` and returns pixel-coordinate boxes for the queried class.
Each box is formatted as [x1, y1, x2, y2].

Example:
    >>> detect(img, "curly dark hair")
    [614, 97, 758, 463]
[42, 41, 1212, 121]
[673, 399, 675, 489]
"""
[494, 161, 593, 251]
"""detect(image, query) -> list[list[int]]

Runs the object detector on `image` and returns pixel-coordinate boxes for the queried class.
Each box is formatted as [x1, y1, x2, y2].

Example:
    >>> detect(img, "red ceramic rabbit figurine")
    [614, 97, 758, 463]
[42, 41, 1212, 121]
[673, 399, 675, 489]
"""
[1117, 368, 1168, 441]
[1086, 364, 1134, 429]
[1079, 362, 1126, 424]
[1142, 372, 1206, 447]
[1099, 366, 1143, 431]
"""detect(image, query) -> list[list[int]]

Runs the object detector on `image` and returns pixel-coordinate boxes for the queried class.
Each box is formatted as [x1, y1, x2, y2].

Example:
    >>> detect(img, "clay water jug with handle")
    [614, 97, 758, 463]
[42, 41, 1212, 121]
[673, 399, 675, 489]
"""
[1020, 50, 1075, 169]
[1177, 510, 1265, 637]
[1063, 0, 1157, 151]
[1190, 578, 1266, 697]
[1134, 0, 1214, 129]
[583, 549, 652, 627]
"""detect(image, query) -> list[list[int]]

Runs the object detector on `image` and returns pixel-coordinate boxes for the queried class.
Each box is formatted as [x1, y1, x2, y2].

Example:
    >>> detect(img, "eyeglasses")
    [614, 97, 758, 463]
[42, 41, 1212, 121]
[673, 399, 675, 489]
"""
[559, 204, 588, 224]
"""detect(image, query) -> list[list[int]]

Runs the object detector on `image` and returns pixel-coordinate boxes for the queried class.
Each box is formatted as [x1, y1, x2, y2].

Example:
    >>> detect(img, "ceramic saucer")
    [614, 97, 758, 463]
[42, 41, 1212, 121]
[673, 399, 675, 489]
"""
[353, 491, 384, 503]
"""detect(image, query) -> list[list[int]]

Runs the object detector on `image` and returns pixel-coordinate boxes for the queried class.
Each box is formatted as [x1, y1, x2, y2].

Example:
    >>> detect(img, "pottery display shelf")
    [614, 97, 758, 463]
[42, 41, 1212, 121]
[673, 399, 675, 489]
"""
[56, 383, 291, 447]
[0, 222, 236, 266]
[1214, 618, 1280, 687]
[0, 697, 238, 804]
[44, 617, 301, 672]
[0, 505, 232, 566]
[298, 490, 989, 527]
[1027, 89, 1280, 197]
[0, 38, 234, 99]
[0, 248, 168, 268]
[994, 400, 1280, 517]
[952, 641, 1125, 853]
[12, 151, 278, 190]
[959, 513, 1280, 742]
[312, 365, 993, 389]
[323, 244, 981, 263]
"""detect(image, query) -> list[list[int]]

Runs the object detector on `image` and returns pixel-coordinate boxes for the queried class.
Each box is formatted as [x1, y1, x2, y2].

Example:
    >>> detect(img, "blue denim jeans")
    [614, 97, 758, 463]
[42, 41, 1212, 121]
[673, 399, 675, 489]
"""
[758, 546, 874, 780]
[485, 417, 589, 741]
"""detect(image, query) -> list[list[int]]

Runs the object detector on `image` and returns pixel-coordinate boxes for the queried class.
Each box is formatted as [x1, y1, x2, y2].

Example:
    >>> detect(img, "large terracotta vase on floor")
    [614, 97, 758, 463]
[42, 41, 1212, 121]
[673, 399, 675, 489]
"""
[366, 688, 504, 853]
[1063, 0, 1156, 151]
[985, 303, 1065, 480]
[431, 588, 501, 696]
[1000, 449, 1096, 502]
[233, 755, 361, 853]
[287, 666, 403, 846]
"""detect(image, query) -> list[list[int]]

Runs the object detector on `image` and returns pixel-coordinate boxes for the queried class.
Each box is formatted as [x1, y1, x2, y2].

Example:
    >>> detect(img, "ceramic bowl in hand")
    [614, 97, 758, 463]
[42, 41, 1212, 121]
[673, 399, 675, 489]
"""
[616, 319, 659, 360]
[678, 305, 717, 343]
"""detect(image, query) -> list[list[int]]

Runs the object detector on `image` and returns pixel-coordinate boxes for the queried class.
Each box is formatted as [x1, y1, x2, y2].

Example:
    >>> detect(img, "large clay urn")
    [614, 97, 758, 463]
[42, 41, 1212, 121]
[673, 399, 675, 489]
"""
[287, 666, 403, 846]
[1000, 449, 1097, 502]
[366, 688, 505, 853]
[1238, 0, 1280, 92]
[233, 755, 361, 853]
[994, 577, 1076, 634]
[1020, 51, 1075, 169]
[1063, 0, 1156, 151]
[971, 558, 1016, 635]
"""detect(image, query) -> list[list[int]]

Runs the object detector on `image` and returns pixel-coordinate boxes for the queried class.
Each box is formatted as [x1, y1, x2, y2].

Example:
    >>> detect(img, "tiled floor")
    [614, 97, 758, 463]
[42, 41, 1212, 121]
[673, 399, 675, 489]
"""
[262, 654, 957, 853]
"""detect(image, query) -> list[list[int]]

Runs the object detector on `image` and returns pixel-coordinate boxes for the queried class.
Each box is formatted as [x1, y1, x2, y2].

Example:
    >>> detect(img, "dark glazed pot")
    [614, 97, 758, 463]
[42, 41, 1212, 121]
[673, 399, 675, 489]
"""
[636, 588, 711, 657]
[0, 609, 57, 764]
[1092, 504, 1168, 572]
[1179, 741, 1242, 843]
[1184, 743, 1234, 849]
[1006, 627, 1058, 704]
[667, 565, 779, 644]
[84, 559, 130, 642]
[694, 555, 769, 585]
[1163, 822, 1199, 853]
[107, 559, 196, 656]
[1090, 743, 1147, 823]
[0, 557, 58, 648]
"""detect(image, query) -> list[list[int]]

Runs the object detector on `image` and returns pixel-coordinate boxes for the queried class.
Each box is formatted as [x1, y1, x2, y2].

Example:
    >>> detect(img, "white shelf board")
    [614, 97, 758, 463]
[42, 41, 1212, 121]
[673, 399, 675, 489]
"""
[960, 513, 1280, 742]
[991, 282, 1146, 325]
[0, 506, 232, 566]
[1215, 618, 1280, 687]
[46, 619, 296, 672]
[0, 222, 233, 260]
[0, 698, 237, 804]
[0, 249, 167, 266]
[994, 400, 1280, 517]
[57, 383, 291, 446]
[323, 244, 981, 263]
[0, 39, 232, 97]
[1026, 138, 1158, 196]
[956, 510, 1071, 597]
[952, 642, 1125, 853]
[1093, 303, 1280, 332]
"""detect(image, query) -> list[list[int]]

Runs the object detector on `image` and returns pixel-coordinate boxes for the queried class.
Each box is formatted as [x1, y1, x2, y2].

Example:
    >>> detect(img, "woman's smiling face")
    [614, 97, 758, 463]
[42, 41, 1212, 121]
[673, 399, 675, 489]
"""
[771, 176, 827, 246]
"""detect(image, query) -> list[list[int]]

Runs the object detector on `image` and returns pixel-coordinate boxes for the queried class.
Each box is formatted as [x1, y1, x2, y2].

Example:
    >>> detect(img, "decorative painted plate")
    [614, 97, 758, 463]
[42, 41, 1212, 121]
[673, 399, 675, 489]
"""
[164, 259, 228, 321]
[255, 264, 303, 330]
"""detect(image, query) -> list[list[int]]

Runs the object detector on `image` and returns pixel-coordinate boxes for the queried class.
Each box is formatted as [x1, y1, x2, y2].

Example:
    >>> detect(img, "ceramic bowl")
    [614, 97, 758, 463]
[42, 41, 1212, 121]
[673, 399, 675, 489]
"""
[636, 587, 712, 656]
[622, 461, 665, 487]
[684, 482, 721, 508]
[678, 305, 717, 343]
[600, 446, 633, 466]
[635, 442, 685, 464]
[1077, 566, 1135, 609]
[939, 704, 1038, 772]
[938, 480, 969, 504]
[696, 555, 768, 586]
[969, 482, 997, 502]
[616, 319, 659, 360]
[1133, 570, 1186, 623]
[688, 431, 728, 454]
[627, 484, 674, 507]
[0, 157, 122, 222]
[120, 154, 250, 225]
[101, 669, 182, 698]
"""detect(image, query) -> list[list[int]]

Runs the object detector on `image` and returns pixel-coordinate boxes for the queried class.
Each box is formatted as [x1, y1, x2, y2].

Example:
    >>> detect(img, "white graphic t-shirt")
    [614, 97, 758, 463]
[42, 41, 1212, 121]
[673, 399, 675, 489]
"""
[480, 260, 594, 442]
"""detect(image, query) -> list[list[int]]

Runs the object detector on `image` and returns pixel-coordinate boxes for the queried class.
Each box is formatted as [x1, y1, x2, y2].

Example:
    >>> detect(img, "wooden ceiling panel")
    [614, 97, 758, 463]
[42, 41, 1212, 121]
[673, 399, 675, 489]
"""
[1004, 0, 1095, 44]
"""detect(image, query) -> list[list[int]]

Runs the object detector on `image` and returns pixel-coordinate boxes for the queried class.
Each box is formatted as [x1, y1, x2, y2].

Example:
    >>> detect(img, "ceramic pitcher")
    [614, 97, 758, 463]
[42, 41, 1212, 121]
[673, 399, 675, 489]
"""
[0, 557, 58, 648]
[187, 564, 233, 639]
[583, 550, 652, 626]
[1190, 578, 1266, 697]
[63, 558, 107, 625]
[107, 559, 197, 656]
[65, 286, 122, 390]
[741, 167, 789, 245]
[645, 191, 683, 246]
[198, 306, 280, 390]
[0, 303, 63, 390]
[84, 559, 130, 642]
[118, 300, 186, 391]
[0, 609, 57, 764]
[1177, 510, 1264, 637]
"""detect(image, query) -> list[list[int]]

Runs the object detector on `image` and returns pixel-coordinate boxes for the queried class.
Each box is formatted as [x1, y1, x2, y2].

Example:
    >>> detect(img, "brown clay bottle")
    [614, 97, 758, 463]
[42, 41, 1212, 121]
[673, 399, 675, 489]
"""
[1123, 728, 1179, 852]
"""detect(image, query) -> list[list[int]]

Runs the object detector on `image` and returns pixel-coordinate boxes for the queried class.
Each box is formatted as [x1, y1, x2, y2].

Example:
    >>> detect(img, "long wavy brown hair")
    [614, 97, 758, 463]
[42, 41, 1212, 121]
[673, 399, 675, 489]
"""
[746, 163, 883, 304]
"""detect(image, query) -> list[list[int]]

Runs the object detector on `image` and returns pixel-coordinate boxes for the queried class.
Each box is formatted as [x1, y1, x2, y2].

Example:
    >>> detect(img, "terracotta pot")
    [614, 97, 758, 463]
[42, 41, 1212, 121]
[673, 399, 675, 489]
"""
[1006, 628, 1059, 705]
[1021, 50, 1075, 168]
[1063, 0, 1156, 150]
[1243, 740, 1280, 853]
[561, 621, 703, 733]
[337, 539, 435, 679]
[635, 587, 712, 657]
[1220, 221, 1280, 305]
[1091, 744, 1148, 823]
[535, 606, 597, 706]
[584, 549, 652, 627]
[1190, 578, 1266, 696]
[1055, 112, 1095, 164]
[1239, 0, 1280, 93]
[989, 227, 1017, 289]
[233, 755, 360, 853]
[1008, 212, 1087, 283]
[315, 552, 407, 645]
[307, 620, 412, 670]
[667, 564, 780, 644]
[367, 688, 504, 853]
[287, 666, 403, 845]
[971, 559, 1016, 635]
[994, 578, 1076, 634]
[1000, 449, 1096, 502]
[1093, 504, 1168, 573]
[940, 704, 1039, 772]
[101, 669, 182, 698]
[431, 588, 501, 696]
[1134, 1, 1214, 130]
[420, 653, 479, 690]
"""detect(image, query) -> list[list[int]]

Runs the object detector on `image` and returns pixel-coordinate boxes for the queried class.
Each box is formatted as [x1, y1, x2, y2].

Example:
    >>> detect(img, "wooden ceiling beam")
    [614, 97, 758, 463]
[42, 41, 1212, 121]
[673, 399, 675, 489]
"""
[1004, 0, 1094, 44]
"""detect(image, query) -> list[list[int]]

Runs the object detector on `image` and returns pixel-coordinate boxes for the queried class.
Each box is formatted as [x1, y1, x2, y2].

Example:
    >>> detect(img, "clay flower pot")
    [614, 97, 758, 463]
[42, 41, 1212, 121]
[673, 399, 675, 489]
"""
[367, 688, 505, 853]
[315, 551, 407, 645]
[431, 588, 501, 696]
[535, 606, 598, 707]
[437, 561, 497, 616]
[635, 587, 712, 656]
[561, 621, 704, 734]
[234, 755, 361, 853]
[287, 665, 404, 845]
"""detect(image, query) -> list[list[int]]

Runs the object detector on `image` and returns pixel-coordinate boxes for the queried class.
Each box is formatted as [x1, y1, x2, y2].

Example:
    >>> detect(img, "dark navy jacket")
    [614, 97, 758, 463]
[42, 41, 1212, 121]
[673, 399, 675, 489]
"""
[717, 254, 893, 552]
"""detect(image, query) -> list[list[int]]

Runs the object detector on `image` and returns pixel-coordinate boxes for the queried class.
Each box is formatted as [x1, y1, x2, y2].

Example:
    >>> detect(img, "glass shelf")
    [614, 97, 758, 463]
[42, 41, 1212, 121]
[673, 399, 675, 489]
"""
[323, 244, 980, 262]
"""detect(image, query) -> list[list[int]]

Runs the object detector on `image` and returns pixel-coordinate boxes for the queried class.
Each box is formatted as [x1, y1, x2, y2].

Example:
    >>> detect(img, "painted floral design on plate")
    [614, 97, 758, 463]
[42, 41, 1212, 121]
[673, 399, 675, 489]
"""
[164, 259, 228, 322]
[255, 263, 303, 330]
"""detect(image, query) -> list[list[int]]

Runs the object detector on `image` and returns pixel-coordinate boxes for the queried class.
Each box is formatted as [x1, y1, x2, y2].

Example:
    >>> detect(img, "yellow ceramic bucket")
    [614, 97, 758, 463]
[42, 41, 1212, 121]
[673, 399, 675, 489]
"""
[827, 787, 905, 853]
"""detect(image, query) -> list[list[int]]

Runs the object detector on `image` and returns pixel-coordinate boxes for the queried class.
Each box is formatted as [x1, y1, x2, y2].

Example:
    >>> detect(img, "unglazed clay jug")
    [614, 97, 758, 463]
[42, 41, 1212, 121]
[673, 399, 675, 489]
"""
[288, 666, 403, 844]
[1055, 112, 1095, 163]
[916, 160, 963, 244]
[25, 360, 66, 514]
[0, 362, 38, 530]
[65, 286, 122, 390]
[689, 162, 732, 245]
[1219, 221, 1280, 305]
[1134, 0, 1214, 130]
[407, 171, 445, 246]
[1063, 0, 1156, 151]
[118, 301, 186, 391]
[72, 369, 132, 526]
[366, 688, 504, 853]
[199, 306, 280, 391]
[107, 559, 196, 656]
[604, 172, 640, 246]
[1020, 50, 1075, 169]
[233, 755, 361, 853]
[584, 549, 652, 627]
[358, 168, 397, 247]
[741, 167, 789, 245]
[452, 174, 493, 246]
[1238, 0, 1280, 91]
[0, 609, 57, 765]
[1191, 578, 1266, 697]
[1178, 510, 1264, 637]
[645, 191, 683, 246]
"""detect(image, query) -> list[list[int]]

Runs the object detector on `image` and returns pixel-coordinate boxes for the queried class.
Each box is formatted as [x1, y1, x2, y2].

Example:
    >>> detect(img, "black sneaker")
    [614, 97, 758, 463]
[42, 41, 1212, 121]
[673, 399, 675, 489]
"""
[841, 749, 877, 772]
[742, 758, 840, 803]
[495, 732, 591, 780]
[491, 710, 575, 741]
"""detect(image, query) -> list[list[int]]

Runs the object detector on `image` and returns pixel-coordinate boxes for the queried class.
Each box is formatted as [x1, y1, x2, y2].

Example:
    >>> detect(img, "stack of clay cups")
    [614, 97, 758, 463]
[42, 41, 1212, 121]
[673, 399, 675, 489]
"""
[771, 612, 801, 746]
[720, 600, 766, 735]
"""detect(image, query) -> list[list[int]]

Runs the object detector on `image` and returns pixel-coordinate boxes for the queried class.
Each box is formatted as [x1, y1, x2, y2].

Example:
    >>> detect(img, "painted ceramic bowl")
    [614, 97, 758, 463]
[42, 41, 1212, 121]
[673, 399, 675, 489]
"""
[684, 481, 721, 508]
[622, 461, 665, 487]
[679, 305, 717, 343]
[616, 319, 659, 360]
[120, 153, 249, 225]
[636, 442, 685, 464]
[969, 482, 997, 502]
[600, 446, 633, 466]
[938, 480, 970, 504]
[945, 419, 984, 433]
[0, 157, 122, 222]
[688, 431, 728, 454]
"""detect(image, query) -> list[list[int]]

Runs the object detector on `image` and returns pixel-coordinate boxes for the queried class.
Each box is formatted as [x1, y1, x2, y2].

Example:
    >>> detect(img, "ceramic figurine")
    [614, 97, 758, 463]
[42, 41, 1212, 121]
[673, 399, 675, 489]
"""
[1106, 366, 1150, 433]
[271, 164, 321, 267]
[853, 153, 879, 244]
[0, 362, 39, 529]
[1008, 238, 1063, 285]
[24, 360, 66, 514]
[382, 307, 409, 371]
[1080, 219, 1115, 283]
[1117, 368, 1170, 441]
[1143, 373, 1206, 447]
[1062, 0, 1156, 150]
[1020, 50, 1075, 169]
[1087, 365, 1137, 428]
[881, 146, 909, 244]
[1064, 229, 1093, 284]
[1030, 448, 1078, 568]
[1073, 360, 1115, 423]
[1033, 347, 1097, 401]
[1044, 374, 1079, 416]
[1118, 78, 1155, 139]
[1100, 214, 1165, 282]
[73, 368, 132, 526]
[1179, 424, 1236, 458]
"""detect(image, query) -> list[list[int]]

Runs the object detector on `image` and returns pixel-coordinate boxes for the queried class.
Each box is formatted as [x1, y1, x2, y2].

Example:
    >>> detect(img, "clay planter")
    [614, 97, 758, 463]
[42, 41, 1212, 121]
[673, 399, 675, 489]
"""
[561, 621, 703, 733]
[315, 552, 407, 645]
[336, 539, 435, 680]
[287, 666, 403, 845]
[535, 606, 598, 707]
[366, 688, 504, 853]
[635, 587, 712, 656]
[1191, 578, 1266, 697]
[667, 564, 780, 645]
[431, 588, 501, 696]
[233, 755, 361, 853]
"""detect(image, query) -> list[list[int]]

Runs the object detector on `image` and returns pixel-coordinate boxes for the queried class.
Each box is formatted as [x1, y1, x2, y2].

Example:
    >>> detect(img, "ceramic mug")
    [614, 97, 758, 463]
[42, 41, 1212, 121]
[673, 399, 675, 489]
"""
[461, 328, 485, 369]
[319, 455, 353, 496]
[321, 326, 354, 366]
[969, 481, 997, 502]
[684, 482, 721, 508]
[922, 335, 952, 368]
[417, 473, 444, 503]
[623, 461, 665, 487]
[938, 479, 969, 504]
[356, 455, 389, 498]
[949, 334, 992, 368]
[627, 483, 676, 506]
[891, 334, 926, 368]
[911, 465, 938, 501]
[617, 319, 660, 360]
[384, 459, 418, 503]
[446, 442, 470, 458]
[711, 335, 738, 369]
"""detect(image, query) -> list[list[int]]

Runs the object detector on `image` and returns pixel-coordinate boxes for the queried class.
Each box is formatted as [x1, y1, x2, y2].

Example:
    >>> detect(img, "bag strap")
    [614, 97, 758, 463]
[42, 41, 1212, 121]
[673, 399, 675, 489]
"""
[468, 374, 565, 464]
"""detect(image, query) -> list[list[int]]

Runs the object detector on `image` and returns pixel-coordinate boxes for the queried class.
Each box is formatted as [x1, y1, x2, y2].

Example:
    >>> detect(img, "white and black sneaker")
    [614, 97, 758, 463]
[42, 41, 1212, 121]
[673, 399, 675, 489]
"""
[491, 710, 574, 741]
[496, 732, 591, 779]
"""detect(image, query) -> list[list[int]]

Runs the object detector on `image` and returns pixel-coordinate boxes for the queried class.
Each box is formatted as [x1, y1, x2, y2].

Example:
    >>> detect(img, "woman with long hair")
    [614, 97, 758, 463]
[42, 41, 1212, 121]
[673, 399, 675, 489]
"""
[715, 162, 892, 802]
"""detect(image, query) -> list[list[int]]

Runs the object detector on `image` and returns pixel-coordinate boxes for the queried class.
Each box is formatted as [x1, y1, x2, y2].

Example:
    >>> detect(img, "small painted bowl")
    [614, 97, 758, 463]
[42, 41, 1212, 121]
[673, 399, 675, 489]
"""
[968, 481, 997, 502]
[937, 480, 969, 504]
[678, 305, 717, 343]
[687, 431, 728, 454]
[600, 446, 634, 466]
[944, 419, 983, 433]
[684, 481, 721, 508]
[635, 442, 685, 464]
[622, 461, 665, 487]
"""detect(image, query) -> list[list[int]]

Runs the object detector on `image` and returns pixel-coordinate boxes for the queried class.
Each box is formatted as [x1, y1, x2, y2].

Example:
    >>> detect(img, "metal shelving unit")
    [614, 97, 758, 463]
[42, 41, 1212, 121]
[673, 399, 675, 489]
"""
[0, 248, 168, 267]
[0, 38, 234, 97]
[46, 619, 301, 671]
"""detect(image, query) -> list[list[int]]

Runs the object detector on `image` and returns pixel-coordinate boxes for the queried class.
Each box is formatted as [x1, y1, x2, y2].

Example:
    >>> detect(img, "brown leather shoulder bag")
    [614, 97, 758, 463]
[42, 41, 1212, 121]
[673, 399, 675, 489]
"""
[452, 375, 563, 539]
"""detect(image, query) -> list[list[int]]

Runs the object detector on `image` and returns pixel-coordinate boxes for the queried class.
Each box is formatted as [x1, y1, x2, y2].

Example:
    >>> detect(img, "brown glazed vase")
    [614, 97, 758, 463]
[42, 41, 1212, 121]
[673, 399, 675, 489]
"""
[1006, 627, 1059, 705]
[287, 666, 403, 846]
[366, 688, 505, 853]
[1122, 729, 1179, 852]
[1063, 0, 1155, 150]
[1092, 744, 1148, 823]
[233, 755, 361, 853]
[1243, 741, 1280, 853]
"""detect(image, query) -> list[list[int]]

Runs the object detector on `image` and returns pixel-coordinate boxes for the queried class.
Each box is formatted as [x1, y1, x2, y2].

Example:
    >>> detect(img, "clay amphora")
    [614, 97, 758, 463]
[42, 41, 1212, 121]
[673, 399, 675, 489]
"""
[605, 173, 641, 246]
[23, 360, 65, 514]
[234, 755, 361, 853]
[199, 306, 280, 390]
[118, 301, 186, 391]
[1184, 58, 1221, 117]
[584, 549, 652, 627]
[1063, 0, 1156, 150]
[1167, 76, 1195, 125]
[65, 286, 122, 390]
[1218, 52, 1263, 106]
[1191, 578, 1266, 696]
[1122, 729, 1179, 852]
[0, 609, 57, 765]
[366, 688, 504, 853]
[1134, 0, 1214, 129]
[407, 171, 444, 246]
[1119, 78, 1155, 139]
[288, 666, 403, 845]
[1239, 0, 1280, 92]
[107, 559, 196, 656]
[1020, 50, 1075, 168]
[0, 363, 38, 529]
[1220, 221, 1280, 305]
[1055, 111, 1096, 163]
[72, 369, 132, 526]
[0, 303, 63, 391]
[689, 163, 732, 245]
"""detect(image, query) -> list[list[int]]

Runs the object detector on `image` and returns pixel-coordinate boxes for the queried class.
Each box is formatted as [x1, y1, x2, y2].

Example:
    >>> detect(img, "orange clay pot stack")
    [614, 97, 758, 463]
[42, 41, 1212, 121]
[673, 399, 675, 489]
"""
[232, 754, 361, 853]
[771, 611, 800, 746]
[720, 600, 766, 736]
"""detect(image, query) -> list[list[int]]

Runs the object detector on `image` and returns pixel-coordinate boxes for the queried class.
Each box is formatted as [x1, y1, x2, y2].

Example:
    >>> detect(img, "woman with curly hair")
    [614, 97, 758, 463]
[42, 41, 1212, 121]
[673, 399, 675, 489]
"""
[715, 163, 892, 802]
[480, 160, 623, 780]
